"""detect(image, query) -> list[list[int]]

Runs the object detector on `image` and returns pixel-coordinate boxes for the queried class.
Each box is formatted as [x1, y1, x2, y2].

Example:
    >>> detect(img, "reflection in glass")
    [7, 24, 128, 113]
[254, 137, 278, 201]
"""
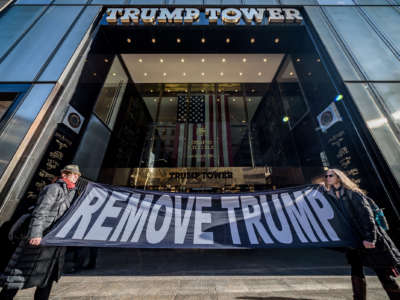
[0, 93, 17, 122]
[94, 56, 128, 130]
[0, 84, 54, 178]
[276, 57, 309, 129]
[323, 6, 400, 81]
[0, 6, 82, 81]
[346, 83, 400, 186]
[374, 83, 400, 130]
[0, 6, 45, 59]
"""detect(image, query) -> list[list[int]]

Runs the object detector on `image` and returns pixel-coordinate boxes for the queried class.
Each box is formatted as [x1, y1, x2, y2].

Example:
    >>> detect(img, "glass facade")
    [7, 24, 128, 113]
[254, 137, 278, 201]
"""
[0, 0, 398, 229]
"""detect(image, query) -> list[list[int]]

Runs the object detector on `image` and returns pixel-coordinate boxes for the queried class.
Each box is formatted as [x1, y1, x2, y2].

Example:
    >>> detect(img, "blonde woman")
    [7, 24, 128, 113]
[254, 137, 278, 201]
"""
[322, 168, 400, 299]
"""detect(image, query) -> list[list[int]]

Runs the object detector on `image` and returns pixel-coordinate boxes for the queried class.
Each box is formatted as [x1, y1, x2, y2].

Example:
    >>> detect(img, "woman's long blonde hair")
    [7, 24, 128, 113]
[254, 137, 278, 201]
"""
[324, 168, 366, 195]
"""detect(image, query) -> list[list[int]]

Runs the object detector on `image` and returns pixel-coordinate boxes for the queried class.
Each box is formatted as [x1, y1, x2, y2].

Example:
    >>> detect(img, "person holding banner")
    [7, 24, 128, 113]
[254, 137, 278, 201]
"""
[323, 168, 400, 300]
[0, 165, 81, 300]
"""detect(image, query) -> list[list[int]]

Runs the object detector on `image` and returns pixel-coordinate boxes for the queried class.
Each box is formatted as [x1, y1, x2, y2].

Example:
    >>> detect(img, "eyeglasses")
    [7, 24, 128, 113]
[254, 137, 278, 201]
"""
[325, 174, 335, 178]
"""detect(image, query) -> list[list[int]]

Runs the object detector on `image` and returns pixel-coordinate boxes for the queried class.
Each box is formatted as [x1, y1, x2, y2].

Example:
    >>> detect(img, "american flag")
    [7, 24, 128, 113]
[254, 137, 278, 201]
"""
[174, 94, 233, 167]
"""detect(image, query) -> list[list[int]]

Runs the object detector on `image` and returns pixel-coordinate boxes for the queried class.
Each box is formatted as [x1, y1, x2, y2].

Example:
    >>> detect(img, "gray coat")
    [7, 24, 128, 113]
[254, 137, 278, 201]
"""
[1, 179, 76, 289]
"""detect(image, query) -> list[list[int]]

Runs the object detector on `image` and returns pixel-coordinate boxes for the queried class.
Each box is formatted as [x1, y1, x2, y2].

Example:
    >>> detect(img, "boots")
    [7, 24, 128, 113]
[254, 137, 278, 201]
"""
[377, 273, 400, 300]
[351, 275, 367, 300]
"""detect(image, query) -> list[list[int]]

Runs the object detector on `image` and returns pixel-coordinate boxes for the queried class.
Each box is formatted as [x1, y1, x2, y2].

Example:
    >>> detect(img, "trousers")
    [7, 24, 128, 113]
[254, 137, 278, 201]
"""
[0, 263, 58, 300]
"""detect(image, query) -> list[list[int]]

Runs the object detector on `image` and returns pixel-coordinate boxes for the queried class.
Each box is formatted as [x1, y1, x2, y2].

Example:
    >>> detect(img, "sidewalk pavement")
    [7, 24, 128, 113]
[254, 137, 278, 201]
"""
[14, 275, 395, 299]
[12, 248, 399, 299]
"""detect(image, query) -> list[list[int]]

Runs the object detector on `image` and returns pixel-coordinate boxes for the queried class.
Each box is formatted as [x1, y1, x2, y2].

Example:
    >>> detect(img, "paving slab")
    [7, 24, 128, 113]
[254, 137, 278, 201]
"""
[9, 247, 400, 299]
[12, 275, 399, 299]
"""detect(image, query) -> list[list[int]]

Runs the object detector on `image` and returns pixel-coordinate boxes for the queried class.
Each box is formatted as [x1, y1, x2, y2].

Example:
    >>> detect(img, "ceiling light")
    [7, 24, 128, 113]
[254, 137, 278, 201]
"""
[160, 58, 164, 63]
[274, 38, 280, 44]
[144, 72, 148, 76]
[126, 38, 132, 43]
[154, 98, 157, 102]
[138, 58, 143, 63]
[233, 98, 236, 102]
[242, 58, 247, 63]
[296, 58, 301, 62]
[289, 72, 294, 76]
[185, 89, 188, 92]
[250, 37, 255, 44]
[167, 89, 171, 92]
[169, 98, 173, 102]
[242, 120, 246, 123]
[182, 72, 186, 76]
[222, 58, 226, 62]
[263, 58, 268, 63]
[181, 58, 185, 63]
[163, 72, 167, 76]
[201, 72, 205, 76]
[104, 58, 109, 63]
[218, 89, 222, 93]
[112, 73, 116, 76]
[316, 58, 321, 62]
[152, 38, 156, 43]
[220, 72, 224, 76]
[201, 38, 206, 43]
[177, 38, 181, 43]
[239, 72, 243, 76]
[257, 72, 262, 76]
[226, 37, 230, 43]
[234, 89, 238, 93]
[201, 58, 205, 63]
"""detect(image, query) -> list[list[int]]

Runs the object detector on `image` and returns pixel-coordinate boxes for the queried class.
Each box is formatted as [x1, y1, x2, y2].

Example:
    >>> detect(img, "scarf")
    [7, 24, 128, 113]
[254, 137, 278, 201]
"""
[62, 177, 76, 189]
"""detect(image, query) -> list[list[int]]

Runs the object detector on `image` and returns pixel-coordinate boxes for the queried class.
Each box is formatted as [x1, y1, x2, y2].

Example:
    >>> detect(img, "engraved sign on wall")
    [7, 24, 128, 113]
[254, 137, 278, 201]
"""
[19, 124, 79, 212]
[131, 167, 269, 190]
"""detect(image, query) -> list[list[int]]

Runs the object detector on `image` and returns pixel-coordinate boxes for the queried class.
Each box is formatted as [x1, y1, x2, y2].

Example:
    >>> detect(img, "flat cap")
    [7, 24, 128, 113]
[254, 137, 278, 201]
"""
[61, 164, 81, 175]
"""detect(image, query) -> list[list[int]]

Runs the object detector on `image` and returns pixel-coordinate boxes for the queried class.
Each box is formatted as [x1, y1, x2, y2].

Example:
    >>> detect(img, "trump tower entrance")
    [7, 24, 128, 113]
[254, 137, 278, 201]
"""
[65, 7, 392, 202]
[10, 6, 398, 272]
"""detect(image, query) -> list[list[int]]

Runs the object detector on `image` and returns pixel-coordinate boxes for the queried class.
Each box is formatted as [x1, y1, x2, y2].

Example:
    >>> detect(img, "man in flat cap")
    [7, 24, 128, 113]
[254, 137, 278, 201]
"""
[0, 165, 81, 300]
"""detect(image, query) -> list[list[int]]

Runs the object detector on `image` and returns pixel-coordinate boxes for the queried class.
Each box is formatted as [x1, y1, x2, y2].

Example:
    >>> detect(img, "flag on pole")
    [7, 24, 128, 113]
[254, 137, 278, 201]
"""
[317, 102, 342, 133]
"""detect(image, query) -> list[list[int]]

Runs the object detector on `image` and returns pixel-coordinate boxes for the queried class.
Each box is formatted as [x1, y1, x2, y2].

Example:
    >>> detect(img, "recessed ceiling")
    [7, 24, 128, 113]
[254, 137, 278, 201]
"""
[121, 54, 284, 83]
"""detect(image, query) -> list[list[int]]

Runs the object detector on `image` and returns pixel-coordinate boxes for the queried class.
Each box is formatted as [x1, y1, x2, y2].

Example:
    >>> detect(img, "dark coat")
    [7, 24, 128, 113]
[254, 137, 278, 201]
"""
[326, 187, 400, 269]
[1, 180, 76, 290]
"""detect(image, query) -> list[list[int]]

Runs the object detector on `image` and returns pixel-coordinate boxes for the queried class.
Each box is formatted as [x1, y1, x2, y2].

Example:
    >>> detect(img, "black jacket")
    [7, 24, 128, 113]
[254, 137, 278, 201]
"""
[325, 187, 400, 269]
